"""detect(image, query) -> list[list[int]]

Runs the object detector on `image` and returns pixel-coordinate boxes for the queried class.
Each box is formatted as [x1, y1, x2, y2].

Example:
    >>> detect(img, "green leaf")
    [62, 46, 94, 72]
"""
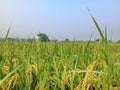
[4, 25, 11, 42]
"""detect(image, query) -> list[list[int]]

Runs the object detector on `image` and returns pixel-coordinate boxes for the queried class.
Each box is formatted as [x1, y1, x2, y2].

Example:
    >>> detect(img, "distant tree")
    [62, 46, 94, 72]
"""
[0, 37, 3, 41]
[96, 39, 100, 42]
[7, 37, 14, 41]
[7, 37, 19, 42]
[65, 39, 70, 42]
[51, 39, 59, 42]
[117, 40, 120, 43]
[108, 40, 112, 42]
[27, 38, 34, 42]
[37, 33, 50, 42]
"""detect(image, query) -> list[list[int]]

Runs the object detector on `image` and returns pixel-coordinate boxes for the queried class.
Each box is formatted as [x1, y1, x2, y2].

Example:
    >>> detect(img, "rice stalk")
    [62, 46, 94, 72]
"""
[75, 61, 97, 90]
[0, 64, 22, 85]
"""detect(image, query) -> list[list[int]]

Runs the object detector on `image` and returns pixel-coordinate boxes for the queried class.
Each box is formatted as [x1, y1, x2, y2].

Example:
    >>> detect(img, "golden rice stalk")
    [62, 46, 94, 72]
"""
[82, 61, 97, 90]
[2, 66, 9, 75]
[7, 73, 19, 89]
[75, 61, 97, 90]
[0, 83, 5, 90]
[0, 64, 22, 85]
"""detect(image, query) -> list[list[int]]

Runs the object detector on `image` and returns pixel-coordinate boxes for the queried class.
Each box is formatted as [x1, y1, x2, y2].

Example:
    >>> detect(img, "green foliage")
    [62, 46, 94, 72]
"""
[65, 39, 70, 42]
[0, 42, 120, 90]
[117, 40, 120, 43]
[37, 32, 50, 42]
[4, 25, 11, 42]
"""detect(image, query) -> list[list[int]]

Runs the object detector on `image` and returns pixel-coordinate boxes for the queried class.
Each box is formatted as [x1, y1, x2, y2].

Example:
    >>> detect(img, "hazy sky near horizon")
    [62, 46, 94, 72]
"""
[0, 0, 120, 41]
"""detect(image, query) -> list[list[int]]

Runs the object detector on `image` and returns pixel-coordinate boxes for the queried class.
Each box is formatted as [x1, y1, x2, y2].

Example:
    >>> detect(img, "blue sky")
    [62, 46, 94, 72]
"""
[0, 0, 120, 41]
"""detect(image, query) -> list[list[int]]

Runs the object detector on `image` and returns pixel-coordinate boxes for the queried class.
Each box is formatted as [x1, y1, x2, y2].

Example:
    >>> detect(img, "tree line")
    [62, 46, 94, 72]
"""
[0, 32, 120, 43]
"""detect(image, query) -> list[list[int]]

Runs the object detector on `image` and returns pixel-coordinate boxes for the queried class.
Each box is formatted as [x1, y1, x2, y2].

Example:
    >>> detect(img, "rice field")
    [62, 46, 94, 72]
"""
[0, 15, 120, 90]
[0, 41, 120, 90]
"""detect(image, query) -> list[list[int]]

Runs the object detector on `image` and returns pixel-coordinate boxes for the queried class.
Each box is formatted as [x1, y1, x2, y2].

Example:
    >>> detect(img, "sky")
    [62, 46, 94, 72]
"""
[0, 0, 120, 41]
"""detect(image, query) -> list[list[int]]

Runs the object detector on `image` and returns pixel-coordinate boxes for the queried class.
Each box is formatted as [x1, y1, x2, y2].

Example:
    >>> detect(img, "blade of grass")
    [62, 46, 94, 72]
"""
[88, 8, 105, 42]
[84, 33, 93, 55]
[4, 25, 11, 42]
[105, 26, 108, 44]
[91, 16, 105, 42]
[69, 70, 107, 75]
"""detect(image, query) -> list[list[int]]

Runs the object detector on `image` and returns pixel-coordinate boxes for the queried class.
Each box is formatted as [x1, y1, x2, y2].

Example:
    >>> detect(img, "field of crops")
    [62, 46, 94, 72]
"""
[0, 15, 120, 90]
[0, 41, 120, 90]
